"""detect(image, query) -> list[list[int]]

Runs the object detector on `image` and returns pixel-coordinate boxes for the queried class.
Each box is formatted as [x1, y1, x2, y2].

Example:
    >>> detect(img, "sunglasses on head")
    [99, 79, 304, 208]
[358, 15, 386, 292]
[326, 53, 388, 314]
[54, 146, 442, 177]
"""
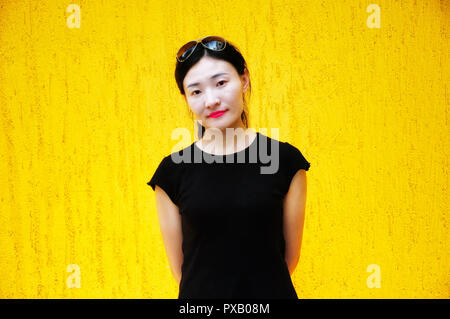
[176, 36, 227, 62]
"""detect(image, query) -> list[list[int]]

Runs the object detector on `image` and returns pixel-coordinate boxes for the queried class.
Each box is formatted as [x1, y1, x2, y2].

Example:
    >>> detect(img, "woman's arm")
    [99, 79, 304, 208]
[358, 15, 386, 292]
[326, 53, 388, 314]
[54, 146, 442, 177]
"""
[154, 185, 184, 284]
[283, 169, 308, 275]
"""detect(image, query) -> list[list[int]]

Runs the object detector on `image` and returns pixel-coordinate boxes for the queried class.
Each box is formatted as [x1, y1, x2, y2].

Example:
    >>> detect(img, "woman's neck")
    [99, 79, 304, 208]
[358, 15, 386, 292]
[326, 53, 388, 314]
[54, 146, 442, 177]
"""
[197, 127, 257, 155]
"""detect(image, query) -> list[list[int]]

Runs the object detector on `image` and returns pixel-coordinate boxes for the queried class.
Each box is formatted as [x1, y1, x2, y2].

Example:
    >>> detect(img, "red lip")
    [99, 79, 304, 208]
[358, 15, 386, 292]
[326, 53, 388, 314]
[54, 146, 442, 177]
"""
[208, 110, 227, 118]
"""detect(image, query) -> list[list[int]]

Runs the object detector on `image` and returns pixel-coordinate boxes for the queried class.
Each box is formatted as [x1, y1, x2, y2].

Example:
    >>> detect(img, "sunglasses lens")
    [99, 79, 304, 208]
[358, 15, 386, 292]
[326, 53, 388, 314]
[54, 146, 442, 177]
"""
[177, 41, 197, 61]
[202, 36, 226, 50]
[177, 37, 227, 62]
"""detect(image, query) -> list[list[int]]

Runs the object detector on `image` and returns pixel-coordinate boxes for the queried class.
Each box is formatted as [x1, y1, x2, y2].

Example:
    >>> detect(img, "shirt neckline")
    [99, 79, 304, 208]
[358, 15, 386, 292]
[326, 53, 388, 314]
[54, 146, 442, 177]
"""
[194, 131, 259, 156]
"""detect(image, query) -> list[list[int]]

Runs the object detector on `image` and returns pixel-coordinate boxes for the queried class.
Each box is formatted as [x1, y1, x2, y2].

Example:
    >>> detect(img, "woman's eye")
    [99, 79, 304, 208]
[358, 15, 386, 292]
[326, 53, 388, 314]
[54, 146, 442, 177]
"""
[191, 82, 225, 95]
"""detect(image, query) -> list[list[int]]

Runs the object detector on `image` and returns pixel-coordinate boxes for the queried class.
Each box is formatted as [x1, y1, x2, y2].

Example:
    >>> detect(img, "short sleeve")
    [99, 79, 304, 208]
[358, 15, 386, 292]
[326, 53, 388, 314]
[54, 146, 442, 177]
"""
[284, 142, 310, 184]
[147, 156, 179, 206]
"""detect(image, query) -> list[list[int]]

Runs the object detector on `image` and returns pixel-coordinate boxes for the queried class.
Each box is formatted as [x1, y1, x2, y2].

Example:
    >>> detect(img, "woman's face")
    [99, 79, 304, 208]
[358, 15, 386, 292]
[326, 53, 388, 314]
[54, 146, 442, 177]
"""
[183, 55, 249, 131]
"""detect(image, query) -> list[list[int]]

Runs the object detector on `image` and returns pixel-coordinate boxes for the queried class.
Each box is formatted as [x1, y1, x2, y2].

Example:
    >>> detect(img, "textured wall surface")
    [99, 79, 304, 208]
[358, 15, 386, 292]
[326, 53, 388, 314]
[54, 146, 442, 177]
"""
[0, 0, 448, 298]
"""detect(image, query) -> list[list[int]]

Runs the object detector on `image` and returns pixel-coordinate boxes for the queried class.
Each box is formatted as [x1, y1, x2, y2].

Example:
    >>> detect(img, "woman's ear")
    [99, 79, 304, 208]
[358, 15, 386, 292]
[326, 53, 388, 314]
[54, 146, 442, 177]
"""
[242, 68, 250, 93]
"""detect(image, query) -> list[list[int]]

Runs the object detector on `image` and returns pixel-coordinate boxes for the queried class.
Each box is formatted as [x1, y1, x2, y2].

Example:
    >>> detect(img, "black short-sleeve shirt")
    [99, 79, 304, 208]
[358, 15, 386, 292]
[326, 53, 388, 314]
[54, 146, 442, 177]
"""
[147, 131, 310, 299]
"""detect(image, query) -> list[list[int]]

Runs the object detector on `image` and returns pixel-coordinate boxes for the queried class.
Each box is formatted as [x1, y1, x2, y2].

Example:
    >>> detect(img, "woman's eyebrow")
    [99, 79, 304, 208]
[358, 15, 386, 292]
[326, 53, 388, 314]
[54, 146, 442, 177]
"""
[187, 72, 229, 89]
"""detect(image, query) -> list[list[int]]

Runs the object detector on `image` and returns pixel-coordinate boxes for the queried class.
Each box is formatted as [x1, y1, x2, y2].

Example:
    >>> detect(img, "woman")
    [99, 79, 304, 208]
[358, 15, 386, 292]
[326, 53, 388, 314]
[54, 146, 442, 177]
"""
[148, 36, 310, 299]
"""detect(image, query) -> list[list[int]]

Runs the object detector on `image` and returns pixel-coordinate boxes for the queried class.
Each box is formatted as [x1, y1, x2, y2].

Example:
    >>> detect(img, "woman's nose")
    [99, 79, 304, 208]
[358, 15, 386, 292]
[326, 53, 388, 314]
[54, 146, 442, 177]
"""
[204, 90, 220, 108]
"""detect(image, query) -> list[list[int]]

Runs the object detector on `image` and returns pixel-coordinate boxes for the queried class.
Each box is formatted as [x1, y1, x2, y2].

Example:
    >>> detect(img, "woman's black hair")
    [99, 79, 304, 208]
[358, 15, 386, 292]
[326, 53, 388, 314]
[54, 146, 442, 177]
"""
[174, 38, 251, 140]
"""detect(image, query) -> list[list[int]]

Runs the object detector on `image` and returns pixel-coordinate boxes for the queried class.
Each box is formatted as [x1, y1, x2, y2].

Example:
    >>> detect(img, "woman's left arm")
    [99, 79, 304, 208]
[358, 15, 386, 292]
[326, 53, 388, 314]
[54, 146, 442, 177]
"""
[283, 169, 308, 275]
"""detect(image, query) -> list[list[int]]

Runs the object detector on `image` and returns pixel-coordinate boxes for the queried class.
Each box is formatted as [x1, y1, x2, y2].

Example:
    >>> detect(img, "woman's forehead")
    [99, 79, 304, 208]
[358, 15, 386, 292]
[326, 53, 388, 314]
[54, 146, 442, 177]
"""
[184, 58, 235, 83]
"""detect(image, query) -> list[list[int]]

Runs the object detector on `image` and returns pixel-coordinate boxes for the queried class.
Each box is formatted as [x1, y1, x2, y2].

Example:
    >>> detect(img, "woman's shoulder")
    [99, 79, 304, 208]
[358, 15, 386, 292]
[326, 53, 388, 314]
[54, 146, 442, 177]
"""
[281, 139, 310, 172]
[258, 132, 303, 153]
[164, 143, 196, 166]
[260, 133, 310, 169]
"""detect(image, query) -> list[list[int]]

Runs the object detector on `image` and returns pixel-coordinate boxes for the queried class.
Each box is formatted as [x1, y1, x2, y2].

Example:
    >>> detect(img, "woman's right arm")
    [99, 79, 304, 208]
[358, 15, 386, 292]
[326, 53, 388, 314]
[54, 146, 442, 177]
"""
[154, 185, 183, 285]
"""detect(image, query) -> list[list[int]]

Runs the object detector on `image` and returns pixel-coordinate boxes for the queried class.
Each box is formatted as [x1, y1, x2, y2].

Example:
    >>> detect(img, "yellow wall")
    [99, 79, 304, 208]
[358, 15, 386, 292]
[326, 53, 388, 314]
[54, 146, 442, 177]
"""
[0, 0, 448, 298]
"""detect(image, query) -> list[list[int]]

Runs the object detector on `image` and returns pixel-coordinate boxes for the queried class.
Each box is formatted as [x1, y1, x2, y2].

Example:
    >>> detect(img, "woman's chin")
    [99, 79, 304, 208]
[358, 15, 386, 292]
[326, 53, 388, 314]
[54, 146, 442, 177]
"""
[208, 116, 244, 130]
[205, 118, 231, 129]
